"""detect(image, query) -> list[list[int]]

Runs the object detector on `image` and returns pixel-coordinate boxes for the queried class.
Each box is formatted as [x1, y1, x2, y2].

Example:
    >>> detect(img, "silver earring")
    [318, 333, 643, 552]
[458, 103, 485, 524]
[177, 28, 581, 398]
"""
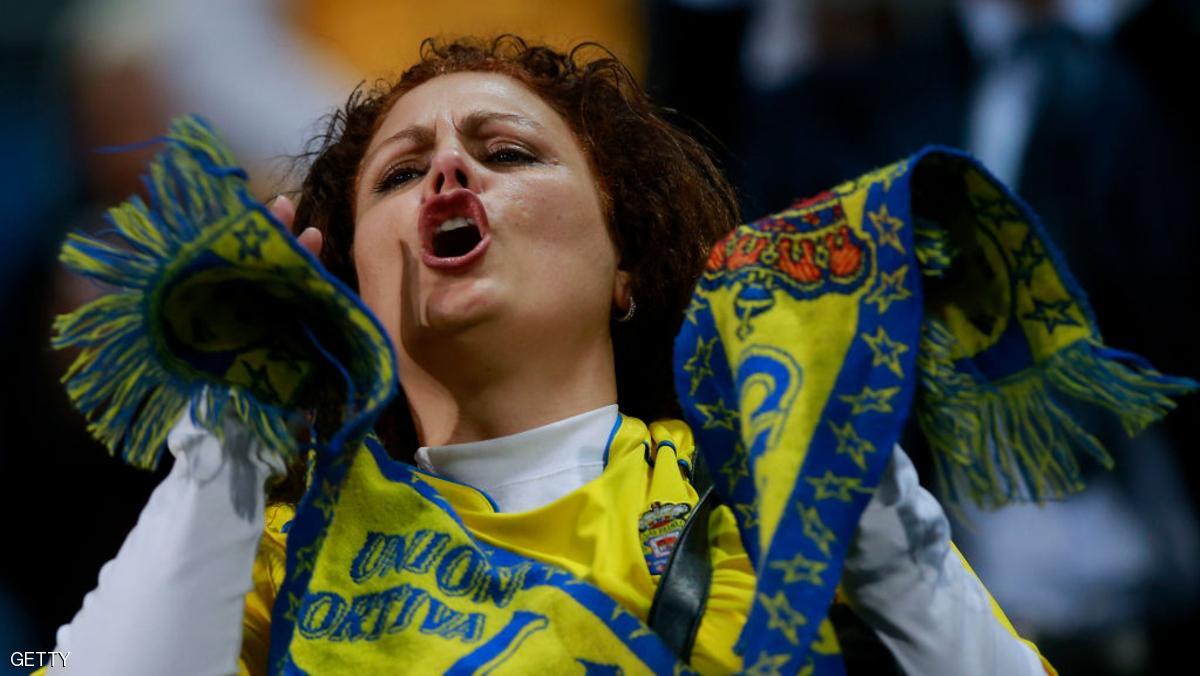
[617, 297, 636, 323]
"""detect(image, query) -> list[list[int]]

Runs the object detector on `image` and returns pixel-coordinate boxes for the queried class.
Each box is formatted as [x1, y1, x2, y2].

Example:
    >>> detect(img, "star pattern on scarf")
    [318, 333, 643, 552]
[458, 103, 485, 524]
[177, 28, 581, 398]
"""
[1011, 230, 1046, 285]
[735, 502, 760, 530]
[864, 265, 912, 314]
[234, 218, 270, 260]
[1023, 296, 1081, 334]
[744, 650, 792, 676]
[609, 605, 625, 623]
[697, 398, 739, 431]
[684, 295, 709, 326]
[682, 335, 718, 396]
[628, 624, 656, 641]
[280, 591, 303, 624]
[758, 591, 808, 646]
[241, 360, 279, 401]
[868, 204, 906, 254]
[720, 441, 749, 490]
[829, 420, 876, 471]
[769, 552, 827, 586]
[806, 470, 871, 502]
[838, 385, 900, 415]
[798, 505, 836, 557]
[862, 326, 909, 378]
[292, 539, 322, 576]
[312, 479, 339, 519]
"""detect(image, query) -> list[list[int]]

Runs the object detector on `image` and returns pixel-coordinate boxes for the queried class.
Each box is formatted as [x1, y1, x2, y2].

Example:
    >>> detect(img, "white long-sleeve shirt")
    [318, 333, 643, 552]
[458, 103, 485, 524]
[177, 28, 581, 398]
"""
[51, 407, 1045, 674]
[52, 406, 283, 675]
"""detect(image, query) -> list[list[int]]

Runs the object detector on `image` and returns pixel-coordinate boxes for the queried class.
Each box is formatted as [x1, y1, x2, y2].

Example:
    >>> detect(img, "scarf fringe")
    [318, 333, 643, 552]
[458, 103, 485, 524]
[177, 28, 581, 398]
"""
[52, 116, 296, 470]
[915, 319, 1196, 509]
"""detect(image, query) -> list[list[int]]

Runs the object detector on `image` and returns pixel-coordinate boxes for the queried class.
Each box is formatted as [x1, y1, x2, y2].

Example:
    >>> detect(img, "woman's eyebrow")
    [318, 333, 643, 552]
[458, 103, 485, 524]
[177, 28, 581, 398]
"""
[457, 110, 546, 137]
[362, 111, 546, 170]
[363, 125, 435, 169]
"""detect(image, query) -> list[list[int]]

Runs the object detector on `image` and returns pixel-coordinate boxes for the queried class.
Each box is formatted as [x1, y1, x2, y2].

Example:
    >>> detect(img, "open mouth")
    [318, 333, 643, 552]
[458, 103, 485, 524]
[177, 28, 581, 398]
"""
[432, 217, 484, 258]
[419, 189, 491, 270]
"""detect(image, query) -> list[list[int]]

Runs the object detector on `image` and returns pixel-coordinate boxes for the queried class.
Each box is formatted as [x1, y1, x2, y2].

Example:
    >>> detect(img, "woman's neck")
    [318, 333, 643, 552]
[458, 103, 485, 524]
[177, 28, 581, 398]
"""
[398, 333, 619, 447]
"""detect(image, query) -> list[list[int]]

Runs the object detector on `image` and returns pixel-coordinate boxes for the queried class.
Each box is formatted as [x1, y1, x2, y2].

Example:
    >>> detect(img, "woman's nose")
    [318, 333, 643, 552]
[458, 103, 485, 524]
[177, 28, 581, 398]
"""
[425, 149, 475, 197]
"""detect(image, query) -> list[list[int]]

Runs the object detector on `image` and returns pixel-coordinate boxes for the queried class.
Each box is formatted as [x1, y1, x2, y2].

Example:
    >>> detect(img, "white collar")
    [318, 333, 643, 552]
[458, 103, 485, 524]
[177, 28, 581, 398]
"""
[414, 405, 619, 513]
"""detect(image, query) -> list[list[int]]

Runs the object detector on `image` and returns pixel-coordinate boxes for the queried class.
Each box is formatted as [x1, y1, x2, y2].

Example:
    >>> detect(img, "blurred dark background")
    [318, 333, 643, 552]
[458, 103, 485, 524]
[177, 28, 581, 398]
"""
[2, 1, 1196, 673]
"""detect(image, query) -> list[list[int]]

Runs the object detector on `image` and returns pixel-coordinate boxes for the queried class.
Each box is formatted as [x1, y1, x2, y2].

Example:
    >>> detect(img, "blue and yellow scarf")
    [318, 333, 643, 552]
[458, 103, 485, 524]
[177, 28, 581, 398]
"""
[55, 119, 1194, 674]
[673, 149, 1194, 673]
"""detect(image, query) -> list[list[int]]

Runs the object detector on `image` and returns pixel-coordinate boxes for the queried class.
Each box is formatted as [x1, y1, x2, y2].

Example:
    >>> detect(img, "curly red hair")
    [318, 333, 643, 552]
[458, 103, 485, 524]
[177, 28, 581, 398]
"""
[292, 35, 739, 459]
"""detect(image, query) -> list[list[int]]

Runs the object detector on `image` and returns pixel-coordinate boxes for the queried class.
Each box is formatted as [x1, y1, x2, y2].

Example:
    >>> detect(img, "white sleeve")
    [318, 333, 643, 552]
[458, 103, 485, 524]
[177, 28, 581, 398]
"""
[839, 445, 1046, 676]
[54, 406, 285, 676]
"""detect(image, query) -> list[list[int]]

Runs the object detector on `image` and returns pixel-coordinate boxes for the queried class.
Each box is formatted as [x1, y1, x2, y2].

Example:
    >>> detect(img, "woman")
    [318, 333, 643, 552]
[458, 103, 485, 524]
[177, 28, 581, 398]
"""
[47, 36, 1051, 675]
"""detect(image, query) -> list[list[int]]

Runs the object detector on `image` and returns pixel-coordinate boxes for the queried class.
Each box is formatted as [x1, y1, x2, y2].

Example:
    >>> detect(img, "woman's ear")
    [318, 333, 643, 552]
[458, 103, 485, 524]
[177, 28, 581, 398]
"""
[612, 269, 633, 313]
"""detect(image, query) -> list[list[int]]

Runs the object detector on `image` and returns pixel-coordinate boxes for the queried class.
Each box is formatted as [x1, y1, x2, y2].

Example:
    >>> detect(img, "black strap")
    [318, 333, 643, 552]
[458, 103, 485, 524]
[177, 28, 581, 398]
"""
[647, 484, 716, 661]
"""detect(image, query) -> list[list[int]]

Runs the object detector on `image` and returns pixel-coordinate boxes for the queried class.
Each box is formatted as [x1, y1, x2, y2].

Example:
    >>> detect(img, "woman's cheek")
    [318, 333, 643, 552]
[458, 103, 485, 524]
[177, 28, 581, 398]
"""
[352, 229, 394, 299]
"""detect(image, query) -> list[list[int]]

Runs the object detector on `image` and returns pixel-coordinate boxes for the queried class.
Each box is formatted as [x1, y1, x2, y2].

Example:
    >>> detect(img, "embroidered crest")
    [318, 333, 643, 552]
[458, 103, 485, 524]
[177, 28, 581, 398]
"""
[702, 193, 873, 302]
[638, 502, 692, 575]
[701, 193, 875, 339]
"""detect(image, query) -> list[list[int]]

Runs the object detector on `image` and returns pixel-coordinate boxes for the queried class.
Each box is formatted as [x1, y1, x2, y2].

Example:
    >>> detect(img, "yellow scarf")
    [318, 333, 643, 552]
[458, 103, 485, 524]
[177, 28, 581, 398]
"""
[54, 121, 1194, 674]
[674, 149, 1195, 673]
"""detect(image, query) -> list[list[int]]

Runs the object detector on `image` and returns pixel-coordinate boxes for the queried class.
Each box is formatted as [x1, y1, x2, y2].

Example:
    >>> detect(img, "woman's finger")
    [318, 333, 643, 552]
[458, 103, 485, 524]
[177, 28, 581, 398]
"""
[269, 194, 320, 256]
[297, 227, 323, 257]
[269, 194, 297, 230]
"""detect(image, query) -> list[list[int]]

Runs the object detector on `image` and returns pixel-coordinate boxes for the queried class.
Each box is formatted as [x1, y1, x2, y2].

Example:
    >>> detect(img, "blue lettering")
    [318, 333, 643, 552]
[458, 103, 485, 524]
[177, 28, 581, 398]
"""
[348, 529, 453, 584]
[299, 583, 488, 645]
[388, 586, 430, 633]
[402, 530, 450, 574]
[349, 531, 394, 583]
[366, 584, 413, 640]
[439, 611, 485, 643]
[297, 592, 347, 639]
[331, 593, 381, 642]
[419, 596, 485, 643]
[472, 562, 532, 608]
[437, 545, 485, 597]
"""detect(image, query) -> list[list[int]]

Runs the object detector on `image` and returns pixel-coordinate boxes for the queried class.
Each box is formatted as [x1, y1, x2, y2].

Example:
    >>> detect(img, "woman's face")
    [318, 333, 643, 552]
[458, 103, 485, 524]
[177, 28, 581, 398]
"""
[352, 72, 623, 374]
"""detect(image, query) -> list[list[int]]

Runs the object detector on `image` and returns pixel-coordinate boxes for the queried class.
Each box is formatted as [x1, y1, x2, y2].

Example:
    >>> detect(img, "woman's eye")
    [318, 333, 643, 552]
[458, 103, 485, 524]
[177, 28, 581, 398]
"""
[374, 165, 423, 193]
[486, 147, 535, 165]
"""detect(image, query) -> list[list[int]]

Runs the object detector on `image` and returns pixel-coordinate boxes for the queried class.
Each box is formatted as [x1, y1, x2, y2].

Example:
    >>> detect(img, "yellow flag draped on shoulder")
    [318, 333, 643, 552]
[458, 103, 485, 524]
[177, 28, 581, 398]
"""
[674, 147, 1196, 674]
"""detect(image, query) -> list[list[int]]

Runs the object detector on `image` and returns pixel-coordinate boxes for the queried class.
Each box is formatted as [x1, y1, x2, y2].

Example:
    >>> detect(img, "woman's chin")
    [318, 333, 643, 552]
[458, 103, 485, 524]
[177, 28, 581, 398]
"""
[421, 283, 504, 333]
